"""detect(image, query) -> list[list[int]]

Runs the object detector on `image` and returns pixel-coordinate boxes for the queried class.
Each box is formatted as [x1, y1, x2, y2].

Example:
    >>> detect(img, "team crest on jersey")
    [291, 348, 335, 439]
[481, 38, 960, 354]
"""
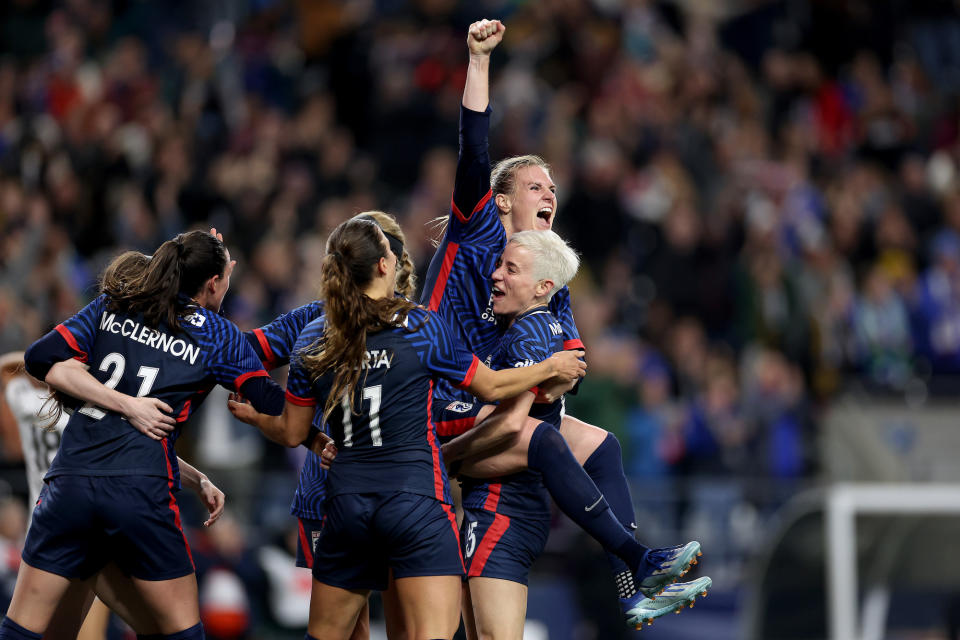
[311, 529, 321, 551]
[183, 312, 206, 328]
[445, 401, 474, 413]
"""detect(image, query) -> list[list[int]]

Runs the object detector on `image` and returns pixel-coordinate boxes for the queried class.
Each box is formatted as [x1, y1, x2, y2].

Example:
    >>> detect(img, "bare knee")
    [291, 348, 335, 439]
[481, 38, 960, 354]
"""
[560, 414, 609, 464]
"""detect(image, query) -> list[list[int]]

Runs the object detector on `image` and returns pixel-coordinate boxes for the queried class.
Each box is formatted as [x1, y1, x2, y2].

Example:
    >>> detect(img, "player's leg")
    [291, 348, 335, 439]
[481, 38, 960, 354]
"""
[127, 575, 201, 635]
[382, 571, 407, 640]
[392, 576, 461, 640]
[75, 597, 111, 640]
[0, 562, 74, 637]
[91, 563, 161, 634]
[42, 581, 96, 640]
[561, 415, 642, 598]
[465, 578, 527, 640]
[348, 600, 370, 640]
[460, 582, 479, 640]
[307, 580, 370, 640]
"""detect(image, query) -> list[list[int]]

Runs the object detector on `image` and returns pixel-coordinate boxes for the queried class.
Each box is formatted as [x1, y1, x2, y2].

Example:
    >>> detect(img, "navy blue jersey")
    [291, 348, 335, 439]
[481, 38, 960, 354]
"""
[44, 295, 269, 487]
[461, 307, 566, 519]
[248, 301, 329, 519]
[250, 301, 325, 368]
[286, 307, 479, 504]
[420, 106, 581, 405]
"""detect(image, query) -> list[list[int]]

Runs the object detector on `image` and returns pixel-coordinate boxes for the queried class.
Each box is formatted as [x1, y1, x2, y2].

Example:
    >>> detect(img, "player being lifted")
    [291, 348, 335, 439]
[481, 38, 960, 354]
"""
[420, 18, 707, 629]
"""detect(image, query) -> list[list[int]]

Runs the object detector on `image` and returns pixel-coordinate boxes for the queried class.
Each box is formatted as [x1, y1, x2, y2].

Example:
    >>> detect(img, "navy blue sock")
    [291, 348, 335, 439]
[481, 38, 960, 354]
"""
[162, 622, 204, 640]
[0, 618, 42, 640]
[583, 432, 649, 596]
[137, 635, 164, 640]
[527, 423, 645, 570]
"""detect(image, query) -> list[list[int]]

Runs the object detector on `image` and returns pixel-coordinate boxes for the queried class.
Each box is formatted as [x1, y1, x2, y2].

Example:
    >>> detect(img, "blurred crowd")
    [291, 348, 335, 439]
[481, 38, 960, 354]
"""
[3, 0, 960, 633]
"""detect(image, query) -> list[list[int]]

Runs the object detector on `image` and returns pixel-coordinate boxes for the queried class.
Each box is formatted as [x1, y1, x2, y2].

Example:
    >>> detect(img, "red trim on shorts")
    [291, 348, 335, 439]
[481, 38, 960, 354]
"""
[425, 381, 445, 502]
[161, 439, 194, 568]
[469, 513, 510, 577]
[55, 324, 88, 362]
[428, 242, 460, 311]
[563, 339, 584, 351]
[442, 503, 465, 572]
[253, 328, 279, 369]
[435, 416, 476, 437]
[457, 355, 480, 389]
[297, 518, 313, 568]
[285, 390, 317, 407]
[234, 369, 269, 390]
[483, 483, 501, 511]
[176, 399, 192, 423]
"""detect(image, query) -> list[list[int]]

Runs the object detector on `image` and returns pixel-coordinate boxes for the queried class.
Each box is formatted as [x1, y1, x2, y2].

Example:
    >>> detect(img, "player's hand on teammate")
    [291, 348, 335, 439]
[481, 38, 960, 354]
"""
[122, 396, 176, 440]
[226, 392, 259, 425]
[467, 19, 505, 57]
[536, 376, 580, 403]
[196, 476, 226, 527]
[548, 349, 587, 383]
[312, 433, 338, 469]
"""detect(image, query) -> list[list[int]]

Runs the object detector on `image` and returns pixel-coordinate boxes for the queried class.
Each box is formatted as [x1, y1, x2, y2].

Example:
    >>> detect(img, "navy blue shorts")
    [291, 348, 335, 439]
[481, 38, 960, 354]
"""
[296, 516, 324, 569]
[312, 492, 464, 591]
[23, 475, 194, 581]
[461, 507, 550, 586]
[433, 398, 483, 441]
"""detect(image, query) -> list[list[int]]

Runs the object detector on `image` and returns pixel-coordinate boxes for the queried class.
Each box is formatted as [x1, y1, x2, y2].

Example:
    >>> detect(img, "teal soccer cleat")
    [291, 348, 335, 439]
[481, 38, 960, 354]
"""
[623, 576, 712, 629]
[636, 540, 702, 597]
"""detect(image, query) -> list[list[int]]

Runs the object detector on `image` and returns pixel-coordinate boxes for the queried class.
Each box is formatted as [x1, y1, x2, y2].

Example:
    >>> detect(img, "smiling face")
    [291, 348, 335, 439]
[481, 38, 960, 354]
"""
[490, 241, 551, 320]
[497, 165, 557, 235]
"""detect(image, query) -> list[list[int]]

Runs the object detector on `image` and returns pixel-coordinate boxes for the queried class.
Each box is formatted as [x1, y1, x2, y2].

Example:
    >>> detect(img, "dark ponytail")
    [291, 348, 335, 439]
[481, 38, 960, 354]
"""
[108, 230, 226, 330]
[300, 218, 416, 421]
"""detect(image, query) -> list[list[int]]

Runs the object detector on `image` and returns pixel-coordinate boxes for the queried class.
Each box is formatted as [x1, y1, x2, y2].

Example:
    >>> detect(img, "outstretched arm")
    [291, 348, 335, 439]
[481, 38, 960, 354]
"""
[465, 349, 585, 402]
[463, 19, 504, 112]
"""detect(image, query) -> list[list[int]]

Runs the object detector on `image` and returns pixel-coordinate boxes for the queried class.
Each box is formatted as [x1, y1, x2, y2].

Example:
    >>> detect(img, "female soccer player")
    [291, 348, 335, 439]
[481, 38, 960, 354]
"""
[421, 19, 704, 627]
[2, 230, 296, 640]
[244, 210, 414, 640]
[227, 217, 585, 640]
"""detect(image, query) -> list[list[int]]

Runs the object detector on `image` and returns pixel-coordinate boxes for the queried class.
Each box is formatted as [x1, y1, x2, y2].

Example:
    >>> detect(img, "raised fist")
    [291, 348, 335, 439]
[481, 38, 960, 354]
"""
[467, 19, 505, 56]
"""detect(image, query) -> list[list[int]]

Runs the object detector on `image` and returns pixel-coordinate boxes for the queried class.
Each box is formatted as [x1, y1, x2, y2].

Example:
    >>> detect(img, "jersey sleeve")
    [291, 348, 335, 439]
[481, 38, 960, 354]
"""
[206, 318, 271, 392]
[409, 310, 480, 388]
[549, 286, 584, 351]
[248, 302, 324, 369]
[57, 295, 108, 363]
[451, 105, 493, 223]
[284, 320, 324, 407]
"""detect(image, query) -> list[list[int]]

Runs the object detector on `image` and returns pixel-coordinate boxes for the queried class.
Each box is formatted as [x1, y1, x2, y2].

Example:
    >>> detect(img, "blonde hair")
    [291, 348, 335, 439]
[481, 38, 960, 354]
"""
[507, 230, 579, 300]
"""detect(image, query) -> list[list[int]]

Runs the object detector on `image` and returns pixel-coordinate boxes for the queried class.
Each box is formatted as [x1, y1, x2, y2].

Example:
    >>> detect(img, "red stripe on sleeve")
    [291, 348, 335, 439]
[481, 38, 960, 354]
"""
[563, 339, 584, 350]
[428, 242, 460, 311]
[469, 513, 510, 577]
[457, 355, 480, 389]
[253, 328, 278, 368]
[234, 369, 269, 390]
[451, 190, 493, 224]
[285, 390, 316, 407]
[55, 324, 88, 363]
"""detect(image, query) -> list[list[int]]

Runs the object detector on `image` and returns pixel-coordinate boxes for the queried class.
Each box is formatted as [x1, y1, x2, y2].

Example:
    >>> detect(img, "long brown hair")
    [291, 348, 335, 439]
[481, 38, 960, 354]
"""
[351, 211, 417, 298]
[100, 251, 152, 299]
[107, 230, 227, 330]
[301, 218, 417, 420]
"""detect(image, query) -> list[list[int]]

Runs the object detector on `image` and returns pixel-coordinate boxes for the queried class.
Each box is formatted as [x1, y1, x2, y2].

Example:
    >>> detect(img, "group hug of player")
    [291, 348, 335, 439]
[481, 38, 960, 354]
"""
[0, 18, 711, 640]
